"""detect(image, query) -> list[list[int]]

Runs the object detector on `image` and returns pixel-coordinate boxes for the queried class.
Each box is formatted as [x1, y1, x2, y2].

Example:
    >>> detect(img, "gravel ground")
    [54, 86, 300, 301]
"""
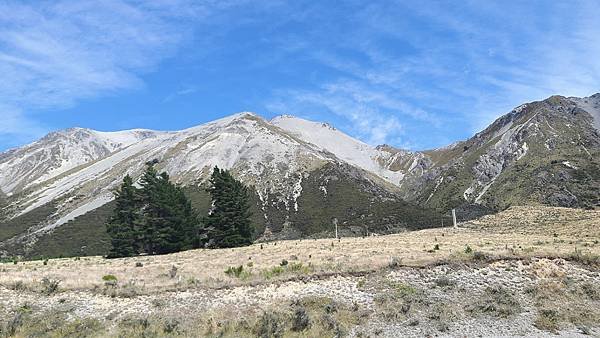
[1, 258, 598, 337]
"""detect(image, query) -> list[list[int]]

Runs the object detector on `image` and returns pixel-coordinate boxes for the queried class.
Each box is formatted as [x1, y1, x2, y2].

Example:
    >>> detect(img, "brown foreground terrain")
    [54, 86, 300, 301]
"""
[0, 206, 599, 337]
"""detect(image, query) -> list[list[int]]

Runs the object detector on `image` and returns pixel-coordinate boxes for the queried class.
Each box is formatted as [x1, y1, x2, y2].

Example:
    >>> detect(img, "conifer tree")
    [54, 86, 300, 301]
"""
[204, 167, 254, 248]
[139, 164, 199, 254]
[106, 175, 141, 258]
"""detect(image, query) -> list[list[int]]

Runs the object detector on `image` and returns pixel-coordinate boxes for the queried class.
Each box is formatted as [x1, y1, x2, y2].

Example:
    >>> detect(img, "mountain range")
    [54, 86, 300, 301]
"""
[1, 93, 599, 258]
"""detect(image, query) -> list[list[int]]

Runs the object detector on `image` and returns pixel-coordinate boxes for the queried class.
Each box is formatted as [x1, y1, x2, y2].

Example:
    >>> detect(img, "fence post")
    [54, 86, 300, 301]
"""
[452, 209, 457, 228]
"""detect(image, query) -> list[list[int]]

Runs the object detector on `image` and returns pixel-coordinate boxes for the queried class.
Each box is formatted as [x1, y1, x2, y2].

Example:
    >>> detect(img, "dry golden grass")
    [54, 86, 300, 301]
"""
[0, 206, 598, 294]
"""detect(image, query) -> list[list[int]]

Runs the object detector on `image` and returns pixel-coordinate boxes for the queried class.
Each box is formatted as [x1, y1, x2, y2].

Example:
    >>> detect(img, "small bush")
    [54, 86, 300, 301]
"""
[6, 312, 23, 336]
[464, 245, 473, 254]
[472, 251, 488, 261]
[392, 283, 418, 298]
[434, 277, 455, 288]
[10, 280, 27, 291]
[534, 309, 560, 332]
[225, 265, 244, 278]
[291, 307, 310, 331]
[288, 262, 311, 274]
[433, 244, 440, 251]
[280, 259, 288, 267]
[263, 266, 285, 279]
[135, 262, 143, 268]
[225, 265, 251, 279]
[102, 274, 118, 282]
[41, 277, 61, 295]
[254, 311, 285, 338]
[102, 275, 118, 288]
[467, 286, 521, 318]
[163, 318, 179, 334]
[389, 257, 402, 268]
[169, 266, 178, 279]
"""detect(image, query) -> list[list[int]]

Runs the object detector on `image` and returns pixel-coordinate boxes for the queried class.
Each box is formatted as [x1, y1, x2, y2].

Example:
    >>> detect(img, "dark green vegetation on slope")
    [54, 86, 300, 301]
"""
[0, 203, 57, 243]
[28, 202, 114, 259]
[293, 163, 450, 237]
[411, 95, 600, 212]
[0, 163, 449, 259]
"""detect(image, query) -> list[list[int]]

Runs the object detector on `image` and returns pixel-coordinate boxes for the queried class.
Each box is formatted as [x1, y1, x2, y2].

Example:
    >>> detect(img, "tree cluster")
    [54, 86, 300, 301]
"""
[106, 164, 254, 258]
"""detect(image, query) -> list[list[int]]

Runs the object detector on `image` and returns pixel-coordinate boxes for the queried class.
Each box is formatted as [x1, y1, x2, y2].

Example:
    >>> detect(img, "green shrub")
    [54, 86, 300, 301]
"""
[102, 275, 118, 288]
[464, 245, 473, 254]
[263, 266, 285, 279]
[225, 265, 244, 277]
[288, 262, 311, 274]
[225, 265, 251, 279]
[102, 274, 118, 282]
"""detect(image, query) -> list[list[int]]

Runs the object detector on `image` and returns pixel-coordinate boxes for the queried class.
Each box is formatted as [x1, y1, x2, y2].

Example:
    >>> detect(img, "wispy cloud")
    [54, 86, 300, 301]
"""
[162, 87, 199, 103]
[0, 0, 218, 146]
[264, 0, 600, 149]
[1, 1, 599, 151]
[266, 80, 412, 147]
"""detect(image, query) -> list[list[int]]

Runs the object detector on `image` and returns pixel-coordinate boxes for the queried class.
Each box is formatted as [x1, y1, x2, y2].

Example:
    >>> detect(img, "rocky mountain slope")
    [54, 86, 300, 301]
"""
[0, 113, 442, 257]
[0, 93, 599, 258]
[392, 94, 600, 213]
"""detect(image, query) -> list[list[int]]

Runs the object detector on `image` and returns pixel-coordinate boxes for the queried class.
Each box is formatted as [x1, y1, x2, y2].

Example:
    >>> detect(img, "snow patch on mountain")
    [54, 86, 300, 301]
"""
[573, 94, 600, 130]
[271, 115, 406, 184]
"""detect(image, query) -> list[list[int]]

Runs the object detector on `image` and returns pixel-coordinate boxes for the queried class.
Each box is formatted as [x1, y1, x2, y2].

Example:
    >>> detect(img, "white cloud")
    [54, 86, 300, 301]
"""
[162, 87, 199, 103]
[0, 0, 215, 145]
[266, 1, 600, 148]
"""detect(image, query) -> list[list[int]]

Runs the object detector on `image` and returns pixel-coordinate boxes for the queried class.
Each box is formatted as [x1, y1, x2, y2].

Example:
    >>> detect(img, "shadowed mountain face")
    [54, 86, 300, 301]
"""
[0, 94, 599, 257]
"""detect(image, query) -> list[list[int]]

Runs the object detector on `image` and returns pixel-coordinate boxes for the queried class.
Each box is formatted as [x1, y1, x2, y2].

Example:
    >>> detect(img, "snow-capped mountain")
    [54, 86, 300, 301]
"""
[0, 112, 443, 257]
[271, 115, 408, 184]
[1, 93, 599, 258]
[0, 128, 162, 197]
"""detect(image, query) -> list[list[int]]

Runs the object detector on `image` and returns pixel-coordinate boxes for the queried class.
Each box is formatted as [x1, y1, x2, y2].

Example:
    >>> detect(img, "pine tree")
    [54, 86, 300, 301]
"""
[106, 175, 141, 258]
[139, 164, 199, 254]
[204, 167, 254, 248]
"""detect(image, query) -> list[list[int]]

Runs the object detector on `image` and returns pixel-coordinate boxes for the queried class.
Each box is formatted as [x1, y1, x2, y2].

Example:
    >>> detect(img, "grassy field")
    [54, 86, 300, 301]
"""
[0, 205, 599, 337]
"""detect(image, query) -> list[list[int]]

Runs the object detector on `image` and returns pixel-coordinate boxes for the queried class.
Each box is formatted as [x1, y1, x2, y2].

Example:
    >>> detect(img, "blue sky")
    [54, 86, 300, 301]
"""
[1, 0, 599, 151]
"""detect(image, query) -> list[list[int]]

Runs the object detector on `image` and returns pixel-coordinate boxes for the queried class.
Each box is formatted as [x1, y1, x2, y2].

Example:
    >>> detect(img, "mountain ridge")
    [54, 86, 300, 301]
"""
[1, 93, 599, 258]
